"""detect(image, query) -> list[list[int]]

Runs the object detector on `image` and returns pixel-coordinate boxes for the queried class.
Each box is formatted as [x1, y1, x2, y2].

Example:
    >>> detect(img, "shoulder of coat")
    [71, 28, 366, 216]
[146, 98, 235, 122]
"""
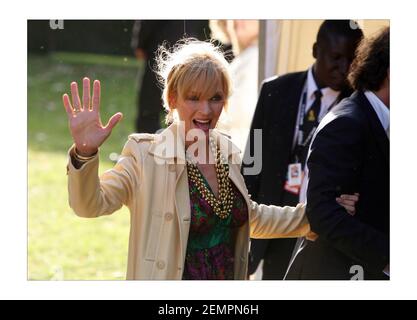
[128, 133, 156, 143]
[215, 129, 232, 140]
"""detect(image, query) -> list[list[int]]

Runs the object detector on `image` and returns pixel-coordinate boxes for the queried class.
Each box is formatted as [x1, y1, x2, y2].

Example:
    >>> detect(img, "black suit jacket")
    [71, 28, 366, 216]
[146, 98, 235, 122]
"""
[287, 91, 389, 280]
[243, 72, 306, 277]
[243, 72, 307, 205]
[243, 71, 352, 277]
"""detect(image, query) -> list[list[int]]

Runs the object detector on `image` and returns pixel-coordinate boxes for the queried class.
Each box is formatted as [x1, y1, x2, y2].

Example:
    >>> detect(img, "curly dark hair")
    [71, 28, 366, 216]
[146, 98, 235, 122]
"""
[348, 26, 389, 91]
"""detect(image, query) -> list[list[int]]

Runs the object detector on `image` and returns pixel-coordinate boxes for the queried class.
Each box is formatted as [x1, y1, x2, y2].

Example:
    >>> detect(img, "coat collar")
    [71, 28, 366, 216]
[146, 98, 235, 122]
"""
[353, 91, 389, 162]
[148, 121, 242, 164]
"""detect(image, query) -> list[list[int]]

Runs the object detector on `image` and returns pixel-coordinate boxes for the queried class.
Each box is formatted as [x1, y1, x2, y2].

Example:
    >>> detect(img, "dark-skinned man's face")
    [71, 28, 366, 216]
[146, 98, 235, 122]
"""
[313, 34, 359, 91]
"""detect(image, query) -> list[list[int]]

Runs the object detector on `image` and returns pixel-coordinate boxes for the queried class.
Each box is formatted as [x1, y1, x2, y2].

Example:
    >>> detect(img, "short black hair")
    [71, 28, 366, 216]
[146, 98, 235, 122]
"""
[348, 26, 390, 91]
[317, 20, 364, 45]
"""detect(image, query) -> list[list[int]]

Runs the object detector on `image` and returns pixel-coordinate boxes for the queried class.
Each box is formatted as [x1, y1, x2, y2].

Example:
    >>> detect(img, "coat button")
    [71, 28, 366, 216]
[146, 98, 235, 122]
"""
[165, 212, 173, 221]
[157, 260, 165, 270]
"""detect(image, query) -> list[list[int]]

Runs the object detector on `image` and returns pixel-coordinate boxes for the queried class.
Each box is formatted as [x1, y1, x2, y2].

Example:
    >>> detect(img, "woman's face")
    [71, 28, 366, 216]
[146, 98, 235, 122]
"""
[172, 83, 226, 143]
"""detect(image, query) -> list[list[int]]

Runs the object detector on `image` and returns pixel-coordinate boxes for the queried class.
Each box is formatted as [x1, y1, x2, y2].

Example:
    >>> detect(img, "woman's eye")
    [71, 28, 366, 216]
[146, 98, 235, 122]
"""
[187, 96, 199, 101]
[210, 95, 223, 102]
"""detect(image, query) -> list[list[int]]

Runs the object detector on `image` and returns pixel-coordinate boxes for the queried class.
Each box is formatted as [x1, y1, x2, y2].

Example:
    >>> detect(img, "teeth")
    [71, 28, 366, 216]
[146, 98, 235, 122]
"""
[195, 119, 210, 124]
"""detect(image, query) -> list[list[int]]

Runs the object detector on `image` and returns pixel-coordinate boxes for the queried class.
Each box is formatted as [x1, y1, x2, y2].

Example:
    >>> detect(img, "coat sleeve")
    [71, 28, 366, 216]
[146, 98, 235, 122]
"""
[67, 138, 140, 218]
[249, 201, 310, 239]
[306, 115, 389, 273]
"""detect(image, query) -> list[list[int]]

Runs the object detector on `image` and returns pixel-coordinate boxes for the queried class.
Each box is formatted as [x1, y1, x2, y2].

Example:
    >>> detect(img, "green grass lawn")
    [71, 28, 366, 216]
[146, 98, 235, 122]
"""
[28, 52, 145, 280]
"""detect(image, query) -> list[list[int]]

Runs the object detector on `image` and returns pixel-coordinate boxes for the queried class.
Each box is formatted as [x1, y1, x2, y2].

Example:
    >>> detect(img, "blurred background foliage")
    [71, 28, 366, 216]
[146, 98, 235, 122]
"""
[28, 20, 143, 279]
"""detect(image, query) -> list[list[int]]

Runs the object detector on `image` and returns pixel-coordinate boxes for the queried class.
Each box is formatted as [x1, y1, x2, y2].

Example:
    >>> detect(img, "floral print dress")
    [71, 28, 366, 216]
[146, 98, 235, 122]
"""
[182, 168, 249, 280]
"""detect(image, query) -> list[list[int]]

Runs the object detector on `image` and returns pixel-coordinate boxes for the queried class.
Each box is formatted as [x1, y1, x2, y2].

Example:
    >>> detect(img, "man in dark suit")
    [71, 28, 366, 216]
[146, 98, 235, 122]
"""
[286, 26, 390, 280]
[244, 20, 363, 280]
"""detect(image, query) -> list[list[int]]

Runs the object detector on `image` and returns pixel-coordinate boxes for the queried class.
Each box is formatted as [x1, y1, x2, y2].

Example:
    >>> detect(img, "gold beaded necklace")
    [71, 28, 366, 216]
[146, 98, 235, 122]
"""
[186, 137, 234, 219]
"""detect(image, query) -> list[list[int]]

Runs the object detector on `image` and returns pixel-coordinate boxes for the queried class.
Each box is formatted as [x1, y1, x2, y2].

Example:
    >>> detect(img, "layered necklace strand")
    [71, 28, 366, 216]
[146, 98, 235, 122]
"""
[186, 137, 234, 219]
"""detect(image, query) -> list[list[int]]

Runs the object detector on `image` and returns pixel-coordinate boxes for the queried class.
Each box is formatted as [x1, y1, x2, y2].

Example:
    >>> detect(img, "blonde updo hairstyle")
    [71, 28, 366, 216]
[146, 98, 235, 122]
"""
[155, 38, 233, 124]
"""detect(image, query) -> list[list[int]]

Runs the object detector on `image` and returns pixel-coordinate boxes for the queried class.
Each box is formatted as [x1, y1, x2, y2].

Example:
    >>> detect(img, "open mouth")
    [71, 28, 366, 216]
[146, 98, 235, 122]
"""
[193, 119, 211, 132]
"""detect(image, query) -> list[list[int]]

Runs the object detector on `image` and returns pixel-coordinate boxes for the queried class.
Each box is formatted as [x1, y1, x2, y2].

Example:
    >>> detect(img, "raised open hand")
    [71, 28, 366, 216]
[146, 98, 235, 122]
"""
[63, 77, 123, 156]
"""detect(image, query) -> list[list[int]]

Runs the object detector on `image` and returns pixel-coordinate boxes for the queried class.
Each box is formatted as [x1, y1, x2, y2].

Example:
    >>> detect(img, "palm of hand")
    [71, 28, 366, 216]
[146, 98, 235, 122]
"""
[70, 110, 110, 152]
[63, 77, 123, 156]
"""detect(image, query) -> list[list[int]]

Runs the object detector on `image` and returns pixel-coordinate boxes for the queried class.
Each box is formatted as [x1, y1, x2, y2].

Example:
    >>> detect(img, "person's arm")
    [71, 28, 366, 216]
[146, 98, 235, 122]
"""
[248, 192, 359, 240]
[63, 77, 125, 217]
[249, 201, 310, 239]
[67, 138, 139, 218]
[306, 115, 389, 273]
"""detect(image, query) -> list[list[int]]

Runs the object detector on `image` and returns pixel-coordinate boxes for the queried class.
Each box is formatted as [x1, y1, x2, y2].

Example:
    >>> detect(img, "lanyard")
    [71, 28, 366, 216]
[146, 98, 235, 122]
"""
[294, 90, 319, 164]
[298, 91, 307, 130]
[296, 91, 318, 147]
[294, 87, 339, 164]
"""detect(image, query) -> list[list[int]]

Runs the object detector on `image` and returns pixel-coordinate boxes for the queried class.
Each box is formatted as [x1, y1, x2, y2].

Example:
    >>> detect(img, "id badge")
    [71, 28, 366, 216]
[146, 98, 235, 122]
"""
[287, 163, 302, 187]
[284, 163, 303, 195]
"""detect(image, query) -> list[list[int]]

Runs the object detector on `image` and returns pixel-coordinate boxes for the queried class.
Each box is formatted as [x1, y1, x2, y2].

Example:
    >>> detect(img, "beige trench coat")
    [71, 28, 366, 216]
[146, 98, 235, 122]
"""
[67, 122, 310, 280]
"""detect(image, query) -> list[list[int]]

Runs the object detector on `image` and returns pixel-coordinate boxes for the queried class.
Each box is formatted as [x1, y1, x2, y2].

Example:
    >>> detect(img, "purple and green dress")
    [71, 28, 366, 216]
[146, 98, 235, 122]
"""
[182, 168, 249, 280]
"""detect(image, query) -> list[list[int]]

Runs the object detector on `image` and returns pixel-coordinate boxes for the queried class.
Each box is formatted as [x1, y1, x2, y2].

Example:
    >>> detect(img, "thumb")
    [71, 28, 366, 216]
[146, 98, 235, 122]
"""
[105, 112, 123, 132]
